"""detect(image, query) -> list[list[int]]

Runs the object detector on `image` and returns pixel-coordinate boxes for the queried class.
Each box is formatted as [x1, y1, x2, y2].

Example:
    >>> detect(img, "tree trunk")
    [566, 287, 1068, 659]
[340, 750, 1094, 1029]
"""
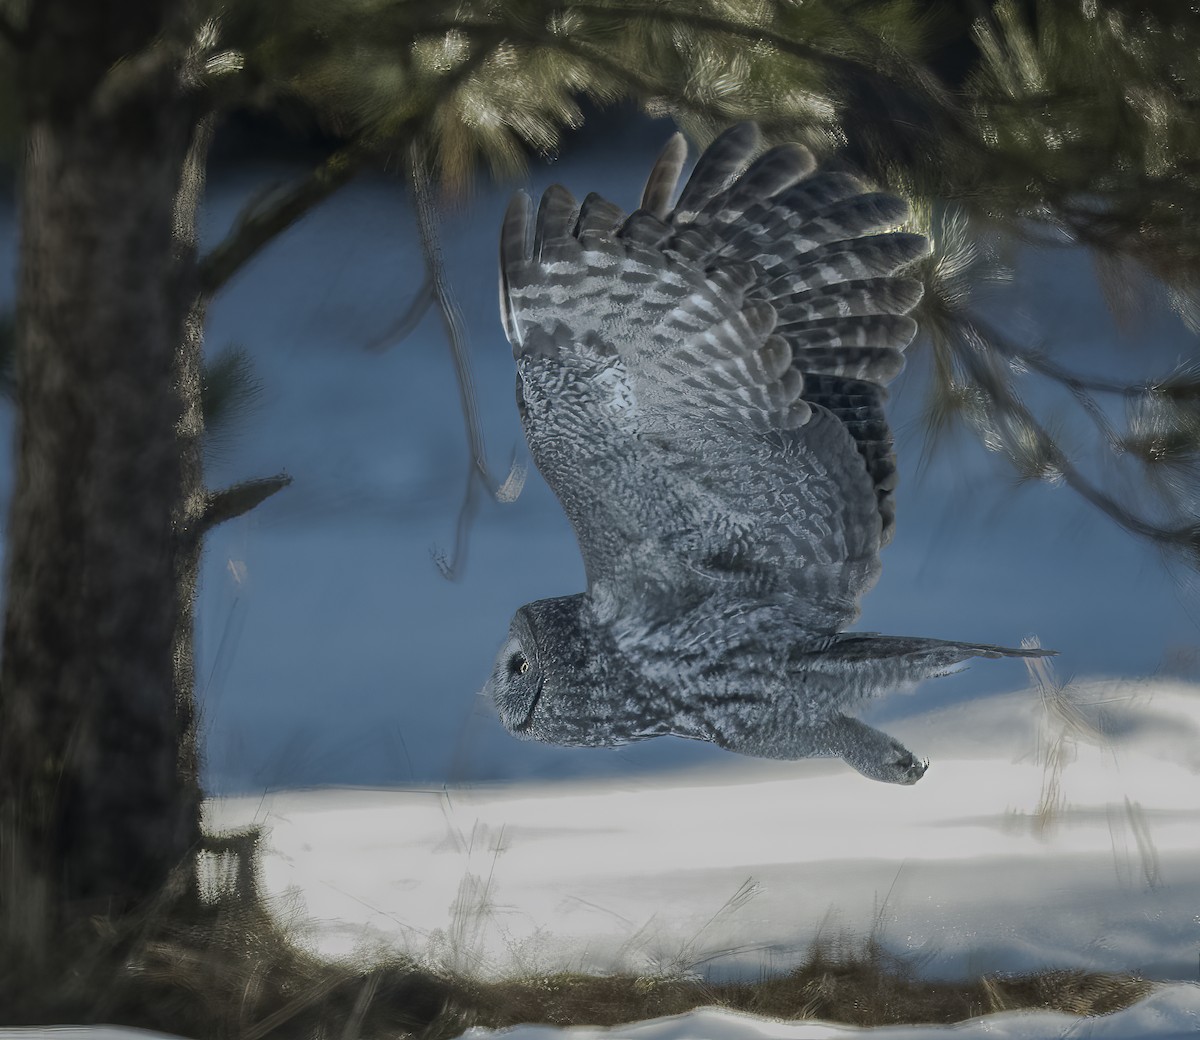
[0, 1, 205, 995]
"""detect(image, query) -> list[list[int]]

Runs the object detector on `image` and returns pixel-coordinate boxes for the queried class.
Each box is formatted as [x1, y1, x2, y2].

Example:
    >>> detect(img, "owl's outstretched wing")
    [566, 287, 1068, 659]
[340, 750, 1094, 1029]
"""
[501, 123, 927, 634]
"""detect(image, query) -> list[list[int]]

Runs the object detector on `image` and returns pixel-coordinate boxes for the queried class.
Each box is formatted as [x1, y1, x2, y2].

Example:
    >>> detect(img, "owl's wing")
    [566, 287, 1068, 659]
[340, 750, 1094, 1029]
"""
[501, 123, 927, 634]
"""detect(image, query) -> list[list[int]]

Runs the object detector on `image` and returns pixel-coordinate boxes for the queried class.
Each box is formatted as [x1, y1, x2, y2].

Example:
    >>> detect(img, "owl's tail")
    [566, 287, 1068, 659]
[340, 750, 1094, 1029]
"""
[802, 632, 1056, 688]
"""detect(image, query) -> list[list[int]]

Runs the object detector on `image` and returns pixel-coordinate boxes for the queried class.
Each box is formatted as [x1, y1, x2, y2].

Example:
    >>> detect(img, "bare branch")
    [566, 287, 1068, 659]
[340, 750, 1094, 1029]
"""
[197, 147, 370, 299]
[365, 268, 435, 353]
[408, 147, 496, 580]
[971, 321, 1133, 451]
[93, 37, 181, 117]
[956, 318, 1196, 557]
[410, 153, 485, 476]
[1055, 451, 1197, 558]
[200, 474, 292, 534]
[1008, 349, 1142, 398]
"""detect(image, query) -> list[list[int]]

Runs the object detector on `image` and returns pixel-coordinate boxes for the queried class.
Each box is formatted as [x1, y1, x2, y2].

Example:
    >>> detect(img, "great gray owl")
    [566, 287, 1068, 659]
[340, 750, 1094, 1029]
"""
[485, 123, 1051, 784]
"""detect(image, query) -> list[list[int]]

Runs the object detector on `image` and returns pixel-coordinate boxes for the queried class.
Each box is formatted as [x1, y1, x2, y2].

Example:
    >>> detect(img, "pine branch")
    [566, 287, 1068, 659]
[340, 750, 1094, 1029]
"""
[974, 325, 1132, 450]
[956, 318, 1197, 560]
[970, 318, 1146, 451]
[561, 1, 962, 116]
[532, 33, 739, 128]
[196, 18, 513, 301]
[200, 474, 292, 534]
[197, 147, 369, 299]
[1009, 350, 1142, 398]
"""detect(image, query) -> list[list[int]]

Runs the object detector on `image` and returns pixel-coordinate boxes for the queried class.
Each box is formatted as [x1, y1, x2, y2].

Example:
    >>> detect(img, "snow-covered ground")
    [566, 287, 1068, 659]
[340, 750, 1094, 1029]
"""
[13, 686, 1200, 1040]
[205, 675, 1200, 986]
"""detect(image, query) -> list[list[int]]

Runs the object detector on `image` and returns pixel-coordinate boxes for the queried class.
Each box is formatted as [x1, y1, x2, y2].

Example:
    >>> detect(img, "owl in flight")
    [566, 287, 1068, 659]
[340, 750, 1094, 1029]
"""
[486, 123, 1050, 784]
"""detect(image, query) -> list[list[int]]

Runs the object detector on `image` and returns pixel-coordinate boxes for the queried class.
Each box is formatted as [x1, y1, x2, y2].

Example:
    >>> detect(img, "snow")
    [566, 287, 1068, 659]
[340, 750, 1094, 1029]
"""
[204, 678, 1200, 984]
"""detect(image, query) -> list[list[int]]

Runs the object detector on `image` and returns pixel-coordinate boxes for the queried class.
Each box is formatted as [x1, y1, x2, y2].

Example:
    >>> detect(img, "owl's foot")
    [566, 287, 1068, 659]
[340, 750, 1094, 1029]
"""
[873, 748, 929, 785]
[828, 715, 929, 785]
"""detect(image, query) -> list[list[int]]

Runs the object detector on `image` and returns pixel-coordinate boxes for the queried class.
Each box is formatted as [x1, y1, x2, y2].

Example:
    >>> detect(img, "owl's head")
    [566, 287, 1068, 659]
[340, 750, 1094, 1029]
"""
[486, 594, 603, 745]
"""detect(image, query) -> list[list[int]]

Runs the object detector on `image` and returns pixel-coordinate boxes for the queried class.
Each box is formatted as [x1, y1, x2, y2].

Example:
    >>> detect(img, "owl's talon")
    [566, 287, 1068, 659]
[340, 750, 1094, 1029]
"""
[893, 754, 929, 784]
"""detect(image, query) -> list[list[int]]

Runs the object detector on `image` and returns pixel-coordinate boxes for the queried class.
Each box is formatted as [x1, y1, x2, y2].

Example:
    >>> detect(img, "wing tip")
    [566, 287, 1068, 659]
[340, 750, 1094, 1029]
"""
[501, 191, 534, 265]
[640, 131, 689, 218]
[500, 191, 534, 348]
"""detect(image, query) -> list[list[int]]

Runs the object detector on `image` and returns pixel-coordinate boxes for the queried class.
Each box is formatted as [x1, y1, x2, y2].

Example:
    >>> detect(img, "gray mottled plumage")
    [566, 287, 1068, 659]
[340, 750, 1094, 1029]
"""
[486, 124, 1051, 784]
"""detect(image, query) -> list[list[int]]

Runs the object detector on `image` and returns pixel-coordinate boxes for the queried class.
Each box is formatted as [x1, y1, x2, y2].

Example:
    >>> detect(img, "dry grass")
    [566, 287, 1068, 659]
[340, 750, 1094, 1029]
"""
[441, 938, 1153, 1036]
[0, 851, 452, 1036]
[0, 833, 1157, 1037]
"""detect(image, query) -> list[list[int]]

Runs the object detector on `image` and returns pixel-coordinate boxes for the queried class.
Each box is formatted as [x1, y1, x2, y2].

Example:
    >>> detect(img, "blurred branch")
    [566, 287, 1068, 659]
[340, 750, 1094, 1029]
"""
[980, 329, 1133, 451]
[0, 11, 25, 50]
[563, 2, 873, 73]
[94, 36, 182, 116]
[953, 315, 1199, 562]
[409, 151, 483, 477]
[197, 18, 513, 301]
[0, 309, 13, 398]
[408, 147, 492, 581]
[562, 1, 968, 129]
[491, 21, 749, 132]
[197, 146, 369, 299]
[1005, 349, 1142, 398]
[365, 267, 434, 353]
[200, 473, 292, 534]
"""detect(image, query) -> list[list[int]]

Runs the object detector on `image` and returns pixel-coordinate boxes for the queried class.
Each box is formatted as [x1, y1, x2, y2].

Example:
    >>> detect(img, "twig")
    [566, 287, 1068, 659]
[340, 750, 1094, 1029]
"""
[197, 147, 370, 299]
[93, 36, 182, 117]
[365, 267, 435, 353]
[200, 474, 292, 534]
[196, 17, 510, 302]
[409, 160, 484, 475]
[1009, 349, 1141, 398]
[242, 974, 345, 1040]
[956, 318, 1195, 555]
[409, 148, 496, 580]
[969, 318, 1136, 451]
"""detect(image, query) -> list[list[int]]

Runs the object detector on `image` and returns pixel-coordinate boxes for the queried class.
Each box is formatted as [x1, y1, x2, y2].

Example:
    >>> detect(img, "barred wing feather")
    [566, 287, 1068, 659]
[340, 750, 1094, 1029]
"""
[500, 123, 927, 633]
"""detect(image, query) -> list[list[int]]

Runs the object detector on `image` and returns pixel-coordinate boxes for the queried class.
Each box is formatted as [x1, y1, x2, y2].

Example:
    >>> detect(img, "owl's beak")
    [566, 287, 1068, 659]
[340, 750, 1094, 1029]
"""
[491, 675, 542, 739]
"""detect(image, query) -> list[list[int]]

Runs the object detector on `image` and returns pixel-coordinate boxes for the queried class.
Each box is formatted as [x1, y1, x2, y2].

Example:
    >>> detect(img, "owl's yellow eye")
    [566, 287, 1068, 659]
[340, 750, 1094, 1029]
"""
[509, 651, 530, 676]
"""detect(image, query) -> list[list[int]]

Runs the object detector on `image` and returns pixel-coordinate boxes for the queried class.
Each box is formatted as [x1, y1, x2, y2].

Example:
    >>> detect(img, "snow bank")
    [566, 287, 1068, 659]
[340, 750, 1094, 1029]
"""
[205, 679, 1200, 981]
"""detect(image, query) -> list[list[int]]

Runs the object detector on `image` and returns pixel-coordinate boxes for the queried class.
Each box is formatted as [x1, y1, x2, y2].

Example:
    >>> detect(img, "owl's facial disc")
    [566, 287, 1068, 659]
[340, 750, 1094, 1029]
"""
[490, 624, 544, 737]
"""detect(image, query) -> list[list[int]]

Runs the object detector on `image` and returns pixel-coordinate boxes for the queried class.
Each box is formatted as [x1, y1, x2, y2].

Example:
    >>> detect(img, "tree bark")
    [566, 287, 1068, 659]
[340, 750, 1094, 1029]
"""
[170, 119, 213, 881]
[0, 0, 205, 985]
